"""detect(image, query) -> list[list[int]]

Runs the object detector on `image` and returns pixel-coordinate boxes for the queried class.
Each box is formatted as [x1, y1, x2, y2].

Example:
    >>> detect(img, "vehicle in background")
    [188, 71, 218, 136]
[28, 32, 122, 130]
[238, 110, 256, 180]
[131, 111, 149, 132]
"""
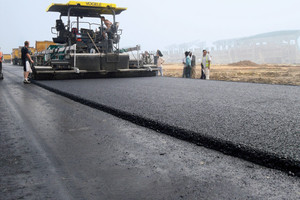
[12, 46, 35, 66]
[35, 41, 56, 53]
[3, 54, 12, 63]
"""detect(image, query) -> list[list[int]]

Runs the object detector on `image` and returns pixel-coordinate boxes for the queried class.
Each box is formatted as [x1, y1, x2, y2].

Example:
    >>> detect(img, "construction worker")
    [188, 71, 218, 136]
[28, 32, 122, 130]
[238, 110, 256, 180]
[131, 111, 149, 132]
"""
[182, 52, 187, 78]
[185, 51, 191, 78]
[190, 52, 196, 78]
[201, 50, 211, 80]
[156, 50, 165, 76]
[100, 16, 113, 39]
[101, 16, 112, 29]
[21, 41, 34, 84]
[0, 47, 3, 79]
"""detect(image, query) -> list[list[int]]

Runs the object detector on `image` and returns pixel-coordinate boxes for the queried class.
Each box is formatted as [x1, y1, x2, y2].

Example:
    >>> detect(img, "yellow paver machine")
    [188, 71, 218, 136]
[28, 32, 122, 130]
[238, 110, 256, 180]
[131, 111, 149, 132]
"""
[32, 1, 156, 80]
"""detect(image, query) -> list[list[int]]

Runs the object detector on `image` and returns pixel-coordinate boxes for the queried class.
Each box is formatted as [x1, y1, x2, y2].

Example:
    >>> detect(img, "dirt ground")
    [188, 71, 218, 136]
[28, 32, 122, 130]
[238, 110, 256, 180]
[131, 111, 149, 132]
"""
[163, 63, 300, 86]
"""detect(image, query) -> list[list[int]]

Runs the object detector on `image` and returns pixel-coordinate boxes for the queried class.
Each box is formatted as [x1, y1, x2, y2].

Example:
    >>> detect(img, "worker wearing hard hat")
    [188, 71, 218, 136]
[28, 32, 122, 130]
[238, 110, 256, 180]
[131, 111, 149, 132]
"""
[0, 47, 3, 79]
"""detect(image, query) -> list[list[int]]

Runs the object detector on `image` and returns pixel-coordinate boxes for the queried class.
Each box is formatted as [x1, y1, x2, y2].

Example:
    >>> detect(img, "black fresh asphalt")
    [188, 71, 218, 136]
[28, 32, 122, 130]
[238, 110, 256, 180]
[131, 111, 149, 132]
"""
[33, 76, 300, 176]
[4, 64, 300, 199]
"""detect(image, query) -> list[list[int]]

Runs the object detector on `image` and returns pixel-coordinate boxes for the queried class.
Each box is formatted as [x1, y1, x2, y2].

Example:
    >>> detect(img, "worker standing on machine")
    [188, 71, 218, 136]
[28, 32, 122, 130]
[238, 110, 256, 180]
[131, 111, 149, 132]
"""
[0, 47, 3, 79]
[101, 16, 112, 39]
[101, 16, 112, 30]
[21, 41, 34, 84]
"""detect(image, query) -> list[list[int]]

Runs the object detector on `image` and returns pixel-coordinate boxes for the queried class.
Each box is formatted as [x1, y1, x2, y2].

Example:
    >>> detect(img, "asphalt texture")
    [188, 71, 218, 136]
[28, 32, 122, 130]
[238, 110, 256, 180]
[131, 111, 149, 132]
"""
[2, 64, 300, 199]
[31, 67, 300, 175]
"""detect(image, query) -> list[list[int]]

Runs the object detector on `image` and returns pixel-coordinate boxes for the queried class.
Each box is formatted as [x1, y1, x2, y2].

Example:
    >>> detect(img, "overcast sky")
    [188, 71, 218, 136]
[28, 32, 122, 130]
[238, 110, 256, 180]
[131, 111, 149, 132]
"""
[0, 0, 299, 53]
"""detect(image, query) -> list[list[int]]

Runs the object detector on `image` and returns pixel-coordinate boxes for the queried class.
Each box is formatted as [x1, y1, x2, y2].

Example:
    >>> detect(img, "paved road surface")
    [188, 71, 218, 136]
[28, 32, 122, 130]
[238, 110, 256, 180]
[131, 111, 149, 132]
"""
[1, 65, 300, 199]
[31, 66, 300, 174]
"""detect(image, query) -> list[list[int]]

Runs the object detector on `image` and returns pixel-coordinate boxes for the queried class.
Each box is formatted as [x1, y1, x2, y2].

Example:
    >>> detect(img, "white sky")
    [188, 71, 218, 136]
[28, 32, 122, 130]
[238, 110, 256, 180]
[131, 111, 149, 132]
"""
[0, 0, 300, 53]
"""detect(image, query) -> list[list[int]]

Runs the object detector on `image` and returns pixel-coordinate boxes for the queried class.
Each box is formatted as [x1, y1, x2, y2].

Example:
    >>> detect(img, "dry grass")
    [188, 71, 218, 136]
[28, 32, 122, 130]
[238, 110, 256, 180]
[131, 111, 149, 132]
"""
[163, 64, 300, 86]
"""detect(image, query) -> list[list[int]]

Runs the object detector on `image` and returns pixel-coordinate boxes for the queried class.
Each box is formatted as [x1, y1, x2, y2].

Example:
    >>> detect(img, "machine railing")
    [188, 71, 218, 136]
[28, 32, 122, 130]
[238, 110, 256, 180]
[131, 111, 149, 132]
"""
[71, 21, 101, 30]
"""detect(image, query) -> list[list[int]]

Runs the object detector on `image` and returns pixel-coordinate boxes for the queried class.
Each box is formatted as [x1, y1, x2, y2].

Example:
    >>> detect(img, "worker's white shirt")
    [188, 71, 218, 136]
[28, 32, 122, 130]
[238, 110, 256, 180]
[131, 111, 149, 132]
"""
[201, 55, 211, 67]
[157, 57, 164, 67]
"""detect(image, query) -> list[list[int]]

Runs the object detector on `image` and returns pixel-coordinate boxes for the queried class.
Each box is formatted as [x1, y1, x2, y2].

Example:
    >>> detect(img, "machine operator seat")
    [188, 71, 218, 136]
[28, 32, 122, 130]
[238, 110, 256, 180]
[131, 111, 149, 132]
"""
[56, 19, 65, 32]
[53, 19, 69, 44]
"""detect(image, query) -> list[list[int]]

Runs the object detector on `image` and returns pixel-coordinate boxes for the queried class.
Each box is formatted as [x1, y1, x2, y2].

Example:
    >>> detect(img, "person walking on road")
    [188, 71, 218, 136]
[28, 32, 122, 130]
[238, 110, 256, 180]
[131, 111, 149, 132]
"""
[156, 50, 164, 76]
[21, 41, 34, 84]
[201, 50, 211, 80]
[0, 47, 3, 80]
[190, 52, 196, 78]
[185, 51, 191, 78]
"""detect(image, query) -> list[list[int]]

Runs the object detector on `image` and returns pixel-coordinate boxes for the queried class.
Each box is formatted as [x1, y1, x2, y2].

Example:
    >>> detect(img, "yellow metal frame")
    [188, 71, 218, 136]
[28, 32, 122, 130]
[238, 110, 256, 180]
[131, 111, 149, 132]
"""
[46, 1, 127, 16]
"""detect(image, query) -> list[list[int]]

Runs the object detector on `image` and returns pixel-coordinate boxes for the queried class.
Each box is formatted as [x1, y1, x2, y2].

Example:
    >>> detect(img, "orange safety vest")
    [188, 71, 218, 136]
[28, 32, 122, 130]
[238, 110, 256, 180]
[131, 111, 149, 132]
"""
[0, 52, 3, 62]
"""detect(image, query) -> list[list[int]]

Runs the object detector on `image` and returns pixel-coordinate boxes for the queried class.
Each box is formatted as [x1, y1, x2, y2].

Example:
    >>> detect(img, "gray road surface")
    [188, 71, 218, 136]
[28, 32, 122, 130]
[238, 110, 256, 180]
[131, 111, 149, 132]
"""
[29, 66, 300, 175]
[1, 65, 300, 199]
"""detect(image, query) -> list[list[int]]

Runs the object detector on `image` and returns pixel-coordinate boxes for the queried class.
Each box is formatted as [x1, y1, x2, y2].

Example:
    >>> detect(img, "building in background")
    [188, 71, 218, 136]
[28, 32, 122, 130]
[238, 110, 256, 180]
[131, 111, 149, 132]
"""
[165, 30, 300, 64]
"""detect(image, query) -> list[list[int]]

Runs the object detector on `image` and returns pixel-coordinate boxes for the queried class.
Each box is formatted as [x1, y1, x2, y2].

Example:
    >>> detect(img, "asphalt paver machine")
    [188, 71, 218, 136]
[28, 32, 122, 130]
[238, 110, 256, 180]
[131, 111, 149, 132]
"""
[32, 1, 156, 80]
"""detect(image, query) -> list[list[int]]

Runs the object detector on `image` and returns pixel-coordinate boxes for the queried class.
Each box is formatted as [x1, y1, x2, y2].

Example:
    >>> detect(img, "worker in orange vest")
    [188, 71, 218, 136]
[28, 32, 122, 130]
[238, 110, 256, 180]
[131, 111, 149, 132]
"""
[0, 47, 3, 79]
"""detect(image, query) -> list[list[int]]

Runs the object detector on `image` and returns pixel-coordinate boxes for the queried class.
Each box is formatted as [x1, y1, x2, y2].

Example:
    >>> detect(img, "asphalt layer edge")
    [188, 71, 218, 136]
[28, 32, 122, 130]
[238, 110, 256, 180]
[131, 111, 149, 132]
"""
[33, 80, 300, 177]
